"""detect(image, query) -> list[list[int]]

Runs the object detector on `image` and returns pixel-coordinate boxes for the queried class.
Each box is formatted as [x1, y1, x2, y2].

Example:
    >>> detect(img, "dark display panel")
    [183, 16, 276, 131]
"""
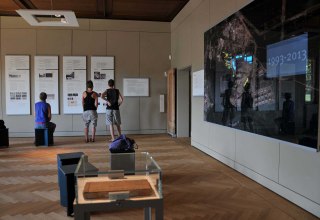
[204, 0, 319, 149]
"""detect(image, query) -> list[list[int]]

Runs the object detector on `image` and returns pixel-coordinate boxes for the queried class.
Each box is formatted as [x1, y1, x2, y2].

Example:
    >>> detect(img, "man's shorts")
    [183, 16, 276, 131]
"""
[82, 110, 98, 128]
[106, 109, 121, 125]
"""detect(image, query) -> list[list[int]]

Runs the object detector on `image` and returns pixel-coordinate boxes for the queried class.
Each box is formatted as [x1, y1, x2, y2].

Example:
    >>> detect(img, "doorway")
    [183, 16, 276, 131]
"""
[176, 67, 191, 137]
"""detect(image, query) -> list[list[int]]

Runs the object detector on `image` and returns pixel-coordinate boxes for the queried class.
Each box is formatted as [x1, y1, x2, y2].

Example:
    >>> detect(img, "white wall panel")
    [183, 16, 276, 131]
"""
[192, 139, 235, 168]
[191, 97, 210, 147]
[209, 124, 236, 160]
[279, 142, 320, 204]
[235, 131, 279, 182]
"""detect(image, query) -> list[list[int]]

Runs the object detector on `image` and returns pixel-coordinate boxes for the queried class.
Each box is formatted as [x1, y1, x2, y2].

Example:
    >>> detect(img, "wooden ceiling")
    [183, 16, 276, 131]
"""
[0, 0, 189, 22]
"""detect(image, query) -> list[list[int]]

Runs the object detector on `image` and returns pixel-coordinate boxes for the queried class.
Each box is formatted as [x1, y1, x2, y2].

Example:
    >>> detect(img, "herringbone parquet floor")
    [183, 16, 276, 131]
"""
[0, 134, 317, 220]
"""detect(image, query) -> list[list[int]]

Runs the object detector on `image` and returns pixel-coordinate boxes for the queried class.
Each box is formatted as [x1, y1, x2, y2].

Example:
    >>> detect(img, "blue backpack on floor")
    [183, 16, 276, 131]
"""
[109, 134, 137, 153]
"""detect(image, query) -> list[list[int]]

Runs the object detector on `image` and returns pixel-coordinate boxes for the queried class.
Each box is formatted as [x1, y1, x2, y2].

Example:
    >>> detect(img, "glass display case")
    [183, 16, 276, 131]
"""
[73, 152, 163, 220]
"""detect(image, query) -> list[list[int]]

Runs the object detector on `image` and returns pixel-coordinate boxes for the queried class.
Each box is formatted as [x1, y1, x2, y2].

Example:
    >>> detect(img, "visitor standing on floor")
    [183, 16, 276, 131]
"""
[35, 92, 56, 133]
[101, 79, 123, 142]
[82, 80, 98, 143]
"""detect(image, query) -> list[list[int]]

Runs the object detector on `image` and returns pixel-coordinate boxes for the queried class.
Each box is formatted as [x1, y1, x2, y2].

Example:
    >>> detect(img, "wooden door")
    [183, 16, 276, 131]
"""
[167, 68, 176, 136]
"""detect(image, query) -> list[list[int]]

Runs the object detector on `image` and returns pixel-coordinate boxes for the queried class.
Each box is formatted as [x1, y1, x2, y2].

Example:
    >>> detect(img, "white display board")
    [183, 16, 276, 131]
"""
[5, 55, 31, 115]
[34, 56, 59, 114]
[91, 56, 114, 113]
[192, 69, 204, 96]
[63, 56, 86, 114]
[123, 78, 149, 97]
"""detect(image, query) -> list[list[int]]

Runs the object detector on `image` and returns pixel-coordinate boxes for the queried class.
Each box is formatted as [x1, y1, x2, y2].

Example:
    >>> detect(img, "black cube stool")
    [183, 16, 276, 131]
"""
[35, 128, 53, 146]
[0, 128, 9, 148]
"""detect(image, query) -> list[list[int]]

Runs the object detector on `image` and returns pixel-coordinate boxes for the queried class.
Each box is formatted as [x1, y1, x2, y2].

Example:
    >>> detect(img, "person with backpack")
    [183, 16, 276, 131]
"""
[101, 79, 124, 142]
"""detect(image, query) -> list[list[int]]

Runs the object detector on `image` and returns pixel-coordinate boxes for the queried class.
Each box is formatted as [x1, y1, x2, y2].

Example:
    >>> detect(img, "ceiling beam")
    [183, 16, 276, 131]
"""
[12, 0, 36, 9]
[105, 0, 113, 17]
[96, 0, 106, 17]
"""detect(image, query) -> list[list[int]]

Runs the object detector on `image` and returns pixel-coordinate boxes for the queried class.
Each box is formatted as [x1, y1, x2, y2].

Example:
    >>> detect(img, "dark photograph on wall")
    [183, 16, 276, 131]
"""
[204, 0, 319, 149]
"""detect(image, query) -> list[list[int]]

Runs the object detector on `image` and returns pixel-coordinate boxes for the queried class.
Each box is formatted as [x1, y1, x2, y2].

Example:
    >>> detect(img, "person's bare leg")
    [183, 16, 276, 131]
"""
[91, 127, 96, 142]
[109, 124, 115, 141]
[84, 127, 89, 142]
[116, 125, 122, 137]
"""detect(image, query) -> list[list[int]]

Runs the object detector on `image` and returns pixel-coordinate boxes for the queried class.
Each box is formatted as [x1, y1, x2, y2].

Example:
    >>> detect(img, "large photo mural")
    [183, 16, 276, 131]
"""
[204, 0, 319, 149]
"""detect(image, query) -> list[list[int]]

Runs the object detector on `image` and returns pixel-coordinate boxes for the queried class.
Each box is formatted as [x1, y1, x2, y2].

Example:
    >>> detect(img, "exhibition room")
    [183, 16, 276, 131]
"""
[0, 0, 319, 219]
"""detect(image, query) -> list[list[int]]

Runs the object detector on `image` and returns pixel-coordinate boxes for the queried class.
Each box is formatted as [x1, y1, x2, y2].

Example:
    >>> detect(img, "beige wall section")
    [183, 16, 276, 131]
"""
[1, 29, 36, 133]
[172, 0, 320, 217]
[0, 16, 170, 136]
[140, 32, 170, 131]
[107, 31, 140, 132]
[36, 30, 73, 133]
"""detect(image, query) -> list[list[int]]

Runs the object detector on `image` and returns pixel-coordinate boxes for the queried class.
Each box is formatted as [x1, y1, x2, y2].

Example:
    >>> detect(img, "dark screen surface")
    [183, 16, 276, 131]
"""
[204, 0, 319, 149]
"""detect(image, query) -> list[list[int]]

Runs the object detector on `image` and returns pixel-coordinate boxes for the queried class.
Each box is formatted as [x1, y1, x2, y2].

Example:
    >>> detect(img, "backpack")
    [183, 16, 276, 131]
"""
[109, 134, 137, 153]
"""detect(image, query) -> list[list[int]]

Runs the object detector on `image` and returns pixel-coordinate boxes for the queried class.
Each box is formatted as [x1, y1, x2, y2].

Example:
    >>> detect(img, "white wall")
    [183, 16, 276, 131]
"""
[171, 0, 320, 217]
[0, 17, 171, 137]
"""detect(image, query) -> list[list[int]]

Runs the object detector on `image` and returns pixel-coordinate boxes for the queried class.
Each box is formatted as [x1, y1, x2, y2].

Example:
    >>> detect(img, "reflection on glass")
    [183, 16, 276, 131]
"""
[204, 0, 319, 149]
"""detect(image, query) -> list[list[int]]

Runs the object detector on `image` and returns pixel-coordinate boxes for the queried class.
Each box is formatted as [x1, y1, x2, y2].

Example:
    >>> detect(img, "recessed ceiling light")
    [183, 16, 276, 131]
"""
[16, 9, 79, 27]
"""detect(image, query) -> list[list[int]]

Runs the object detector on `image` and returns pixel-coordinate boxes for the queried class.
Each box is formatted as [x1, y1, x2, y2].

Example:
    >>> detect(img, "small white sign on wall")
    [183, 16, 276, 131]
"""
[192, 69, 204, 96]
[123, 78, 149, 97]
[160, 94, 165, 113]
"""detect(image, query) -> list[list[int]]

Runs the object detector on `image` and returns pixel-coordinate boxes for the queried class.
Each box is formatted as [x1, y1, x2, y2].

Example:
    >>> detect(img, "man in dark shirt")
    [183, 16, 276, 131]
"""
[101, 79, 124, 141]
[82, 80, 98, 142]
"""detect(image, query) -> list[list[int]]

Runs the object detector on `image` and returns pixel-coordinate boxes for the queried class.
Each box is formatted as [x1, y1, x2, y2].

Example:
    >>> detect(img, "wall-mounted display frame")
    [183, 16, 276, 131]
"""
[34, 56, 59, 114]
[123, 78, 149, 97]
[63, 56, 86, 114]
[5, 55, 30, 115]
[204, 0, 319, 150]
[91, 56, 115, 113]
[192, 69, 204, 97]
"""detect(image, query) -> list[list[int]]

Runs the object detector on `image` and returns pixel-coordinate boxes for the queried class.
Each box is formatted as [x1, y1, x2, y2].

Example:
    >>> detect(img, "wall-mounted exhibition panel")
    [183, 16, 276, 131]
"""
[63, 56, 86, 114]
[91, 56, 114, 113]
[34, 56, 59, 114]
[5, 55, 30, 115]
[204, 0, 319, 150]
[123, 78, 149, 97]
